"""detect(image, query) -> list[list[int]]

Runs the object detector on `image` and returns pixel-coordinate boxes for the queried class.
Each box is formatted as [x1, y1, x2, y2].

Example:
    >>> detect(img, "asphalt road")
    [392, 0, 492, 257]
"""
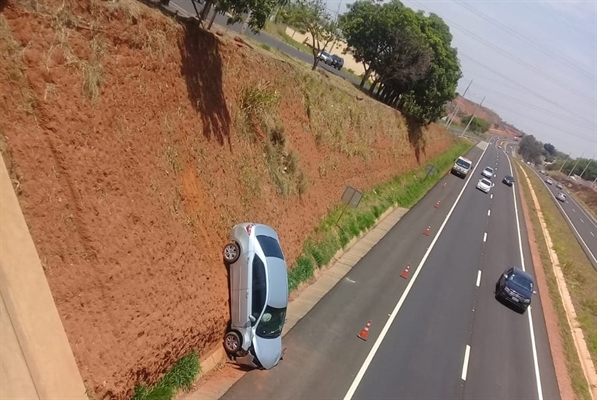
[168, 0, 362, 85]
[531, 164, 597, 269]
[219, 138, 559, 400]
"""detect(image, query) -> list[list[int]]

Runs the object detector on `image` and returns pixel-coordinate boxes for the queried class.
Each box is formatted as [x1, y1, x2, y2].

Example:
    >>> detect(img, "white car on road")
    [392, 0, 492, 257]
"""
[476, 178, 493, 193]
[482, 166, 494, 179]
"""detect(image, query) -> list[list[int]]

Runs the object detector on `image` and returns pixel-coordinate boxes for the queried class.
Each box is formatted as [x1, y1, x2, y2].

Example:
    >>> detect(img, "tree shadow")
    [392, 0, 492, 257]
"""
[405, 116, 426, 165]
[180, 20, 232, 148]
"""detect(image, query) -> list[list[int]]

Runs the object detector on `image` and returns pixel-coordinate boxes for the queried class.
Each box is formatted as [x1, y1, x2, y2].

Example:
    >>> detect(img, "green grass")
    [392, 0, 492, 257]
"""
[516, 161, 593, 399]
[131, 352, 200, 400]
[287, 139, 472, 291]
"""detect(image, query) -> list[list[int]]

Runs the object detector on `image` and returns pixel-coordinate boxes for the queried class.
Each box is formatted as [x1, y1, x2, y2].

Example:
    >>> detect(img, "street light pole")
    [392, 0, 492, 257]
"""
[446, 79, 473, 129]
[579, 159, 593, 179]
[462, 96, 486, 136]
[568, 153, 585, 177]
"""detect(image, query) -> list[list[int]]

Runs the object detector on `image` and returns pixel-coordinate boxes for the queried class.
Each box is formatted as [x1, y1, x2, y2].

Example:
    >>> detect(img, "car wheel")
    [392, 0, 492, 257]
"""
[224, 331, 242, 354]
[223, 242, 240, 264]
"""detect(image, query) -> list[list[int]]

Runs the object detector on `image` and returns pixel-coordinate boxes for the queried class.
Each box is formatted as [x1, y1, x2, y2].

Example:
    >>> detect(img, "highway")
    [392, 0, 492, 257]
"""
[168, 0, 361, 85]
[219, 137, 559, 400]
[505, 142, 597, 270]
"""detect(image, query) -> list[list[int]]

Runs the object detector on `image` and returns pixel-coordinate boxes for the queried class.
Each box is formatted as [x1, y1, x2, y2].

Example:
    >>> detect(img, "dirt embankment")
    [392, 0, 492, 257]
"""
[1, 0, 457, 398]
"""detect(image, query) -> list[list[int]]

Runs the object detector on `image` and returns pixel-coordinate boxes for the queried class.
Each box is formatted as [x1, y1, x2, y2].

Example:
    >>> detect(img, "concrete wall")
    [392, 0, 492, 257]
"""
[0, 157, 87, 399]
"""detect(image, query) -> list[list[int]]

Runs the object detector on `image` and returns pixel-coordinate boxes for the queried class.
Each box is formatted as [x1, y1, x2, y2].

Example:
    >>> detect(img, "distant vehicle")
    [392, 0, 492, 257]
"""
[451, 156, 473, 179]
[546, 178, 554, 185]
[317, 51, 332, 63]
[556, 183, 563, 190]
[476, 178, 493, 193]
[556, 192, 567, 202]
[482, 166, 494, 179]
[329, 55, 344, 70]
[540, 170, 546, 175]
[502, 175, 515, 187]
[222, 223, 289, 370]
[495, 267, 537, 314]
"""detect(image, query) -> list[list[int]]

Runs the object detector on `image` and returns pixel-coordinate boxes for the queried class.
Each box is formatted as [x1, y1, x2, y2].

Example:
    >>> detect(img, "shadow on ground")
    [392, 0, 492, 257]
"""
[180, 21, 232, 148]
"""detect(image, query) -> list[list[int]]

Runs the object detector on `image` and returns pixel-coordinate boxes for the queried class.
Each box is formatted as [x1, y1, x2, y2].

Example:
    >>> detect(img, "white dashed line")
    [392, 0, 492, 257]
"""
[490, 194, 493, 199]
[487, 209, 491, 216]
[591, 232, 595, 237]
[476, 270, 482, 287]
[483, 232, 487, 242]
[581, 219, 584, 223]
[461, 345, 471, 381]
[573, 208, 576, 212]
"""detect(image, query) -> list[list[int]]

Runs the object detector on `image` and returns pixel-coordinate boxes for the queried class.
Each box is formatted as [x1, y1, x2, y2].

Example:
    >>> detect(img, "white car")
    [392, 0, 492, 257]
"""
[546, 178, 554, 185]
[482, 166, 494, 179]
[477, 178, 493, 193]
[556, 193, 567, 202]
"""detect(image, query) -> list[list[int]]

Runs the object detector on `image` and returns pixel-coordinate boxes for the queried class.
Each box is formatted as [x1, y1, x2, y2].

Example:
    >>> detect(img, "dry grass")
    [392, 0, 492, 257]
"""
[517, 161, 595, 399]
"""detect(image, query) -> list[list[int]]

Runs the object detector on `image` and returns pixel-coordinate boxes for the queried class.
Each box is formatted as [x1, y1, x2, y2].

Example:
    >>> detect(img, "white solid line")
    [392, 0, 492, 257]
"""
[487, 209, 491, 217]
[342, 140, 493, 400]
[476, 270, 482, 287]
[483, 232, 487, 242]
[505, 154, 544, 400]
[461, 345, 471, 381]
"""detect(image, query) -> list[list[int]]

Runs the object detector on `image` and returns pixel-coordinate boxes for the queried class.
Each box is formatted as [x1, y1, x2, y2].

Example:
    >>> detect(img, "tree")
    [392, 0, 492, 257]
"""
[461, 115, 490, 133]
[397, 12, 462, 125]
[212, 0, 280, 33]
[286, 0, 339, 70]
[518, 135, 543, 164]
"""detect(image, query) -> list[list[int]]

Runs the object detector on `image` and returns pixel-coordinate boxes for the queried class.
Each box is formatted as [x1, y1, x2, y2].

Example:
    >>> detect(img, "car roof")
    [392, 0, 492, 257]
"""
[510, 267, 534, 281]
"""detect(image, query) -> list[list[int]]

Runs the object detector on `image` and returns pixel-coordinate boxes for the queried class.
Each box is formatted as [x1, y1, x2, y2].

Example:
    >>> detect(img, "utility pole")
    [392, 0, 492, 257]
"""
[568, 152, 585, 177]
[328, 0, 343, 53]
[591, 176, 597, 189]
[461, 96, 486, 137]
[446, 79, 473, 129]
[579, 158, 593, 179]
[558, 154, 570, 172]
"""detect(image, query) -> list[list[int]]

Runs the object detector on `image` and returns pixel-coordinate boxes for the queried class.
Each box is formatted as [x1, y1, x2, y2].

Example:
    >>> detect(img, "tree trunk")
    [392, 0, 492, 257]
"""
[207, 7, 217, 30]
[359, 65, 372, 88]
[368, 80, 378, 95]
[241, 11, 252, 34]
[199, 1, 212, 22]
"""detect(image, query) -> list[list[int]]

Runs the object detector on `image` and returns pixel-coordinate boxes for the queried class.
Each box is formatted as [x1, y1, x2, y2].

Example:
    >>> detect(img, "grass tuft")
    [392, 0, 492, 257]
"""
[131, 352, 200, 400]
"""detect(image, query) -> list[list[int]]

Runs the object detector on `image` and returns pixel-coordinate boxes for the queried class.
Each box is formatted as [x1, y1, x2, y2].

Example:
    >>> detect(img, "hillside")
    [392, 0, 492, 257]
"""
[446, 95, 524, 138]
[0, 0, 462, 398]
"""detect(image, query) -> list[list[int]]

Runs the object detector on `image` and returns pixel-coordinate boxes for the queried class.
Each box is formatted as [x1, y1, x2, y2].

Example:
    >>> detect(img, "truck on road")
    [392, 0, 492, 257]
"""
[451, 156, 473, 179]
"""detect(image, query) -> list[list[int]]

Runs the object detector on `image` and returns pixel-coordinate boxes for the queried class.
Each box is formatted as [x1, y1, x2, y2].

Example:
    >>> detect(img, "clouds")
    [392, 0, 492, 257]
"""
[334, 0, 597, 157]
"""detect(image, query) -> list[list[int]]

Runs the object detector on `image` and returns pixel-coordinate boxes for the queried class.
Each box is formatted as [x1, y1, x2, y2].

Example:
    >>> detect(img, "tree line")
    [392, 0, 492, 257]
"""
[518, 135, 596, 181]
[198, 0, 462, 126]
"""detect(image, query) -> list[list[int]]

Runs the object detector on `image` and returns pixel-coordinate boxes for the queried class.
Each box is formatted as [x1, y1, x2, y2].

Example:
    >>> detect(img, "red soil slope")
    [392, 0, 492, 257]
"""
[1, 0, 456, 397]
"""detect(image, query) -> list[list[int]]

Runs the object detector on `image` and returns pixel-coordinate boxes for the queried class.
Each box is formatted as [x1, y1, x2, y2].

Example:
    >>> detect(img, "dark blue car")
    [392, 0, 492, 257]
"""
[495, 267, 537, 314]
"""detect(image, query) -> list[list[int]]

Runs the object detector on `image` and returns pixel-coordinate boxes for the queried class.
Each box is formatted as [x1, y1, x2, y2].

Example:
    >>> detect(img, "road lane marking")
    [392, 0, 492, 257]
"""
[487, 209, 491, 217]
[592, 232, 595, 237]
[483, 232, 487, 242]
[461, 345, 471, 381]
[573, 208, 576, 212]
[342, 142, 492, 400]
[505, 154, 544, 400]
[476, 270, 482, 287]
[490, 194, 493, 199]
[581, 219, 584, 223]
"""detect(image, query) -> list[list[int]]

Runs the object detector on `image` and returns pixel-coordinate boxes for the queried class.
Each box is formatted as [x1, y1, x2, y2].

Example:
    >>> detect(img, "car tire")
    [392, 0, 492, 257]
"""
[223, 242, 241, 264]
[224, 331, 242, 354]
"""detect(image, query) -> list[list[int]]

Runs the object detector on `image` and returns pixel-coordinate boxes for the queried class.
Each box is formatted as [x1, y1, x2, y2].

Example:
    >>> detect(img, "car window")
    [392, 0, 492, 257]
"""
[509, 273, 534, 291]
[481, 179, 491, 185]
[251, 256, 267, 323]
[456, 159, 471, 169]
[256, 305, 287, 339]
[257, 235, 285, 260]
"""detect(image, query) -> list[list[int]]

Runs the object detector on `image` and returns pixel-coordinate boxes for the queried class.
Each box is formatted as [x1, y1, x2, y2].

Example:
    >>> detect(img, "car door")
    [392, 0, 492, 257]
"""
[230, 251, 252, 330]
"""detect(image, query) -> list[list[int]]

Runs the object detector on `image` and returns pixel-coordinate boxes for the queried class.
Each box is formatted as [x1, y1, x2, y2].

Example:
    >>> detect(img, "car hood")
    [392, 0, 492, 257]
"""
[253, 335, 283, 369]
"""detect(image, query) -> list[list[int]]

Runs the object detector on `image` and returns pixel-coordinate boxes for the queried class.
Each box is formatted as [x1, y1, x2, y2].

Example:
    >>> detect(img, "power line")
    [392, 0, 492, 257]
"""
[484, 99, 596, 143]
[411, 0, 596, 104]
[453, 0, 595, 81]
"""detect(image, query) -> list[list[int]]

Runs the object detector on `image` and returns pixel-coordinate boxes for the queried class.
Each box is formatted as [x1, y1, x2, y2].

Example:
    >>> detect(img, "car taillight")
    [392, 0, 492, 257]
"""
[246, 224, 254, 235]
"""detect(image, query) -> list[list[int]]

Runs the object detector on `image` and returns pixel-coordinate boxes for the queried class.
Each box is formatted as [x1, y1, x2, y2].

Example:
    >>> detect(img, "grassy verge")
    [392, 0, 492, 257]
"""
[288, 139, 472, 290]
[131, 352, 200, 400]
[516, 161, 594, 399]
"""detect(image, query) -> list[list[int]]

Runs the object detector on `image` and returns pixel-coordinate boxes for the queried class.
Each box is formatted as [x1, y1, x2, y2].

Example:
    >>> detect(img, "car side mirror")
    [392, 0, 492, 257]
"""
[249, 315, 256, 323]
[503, 274, 508, 279]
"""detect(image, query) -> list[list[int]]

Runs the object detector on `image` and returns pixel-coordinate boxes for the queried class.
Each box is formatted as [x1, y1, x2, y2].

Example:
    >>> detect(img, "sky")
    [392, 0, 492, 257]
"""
[327, 0, 597, 159]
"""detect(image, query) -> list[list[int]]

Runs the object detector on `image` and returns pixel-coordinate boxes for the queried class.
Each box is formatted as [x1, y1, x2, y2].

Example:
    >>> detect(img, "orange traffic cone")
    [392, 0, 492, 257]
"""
[358, 320, 371, 341]
[424, 225, 431, 236]
[400, 265, 410, 279]
[434, 200, 441, 209]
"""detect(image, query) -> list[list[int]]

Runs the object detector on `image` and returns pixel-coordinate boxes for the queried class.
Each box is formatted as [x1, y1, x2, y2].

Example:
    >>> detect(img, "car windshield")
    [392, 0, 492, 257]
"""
[256, 305, 287, 339]
[481, 179, 491, 186]
[456, 159, 471, 169]
[509, 273, 534, 292]
[257, 235, 285, 260]
[484, 167, 493, 173]
[506, 175, 514, 180]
